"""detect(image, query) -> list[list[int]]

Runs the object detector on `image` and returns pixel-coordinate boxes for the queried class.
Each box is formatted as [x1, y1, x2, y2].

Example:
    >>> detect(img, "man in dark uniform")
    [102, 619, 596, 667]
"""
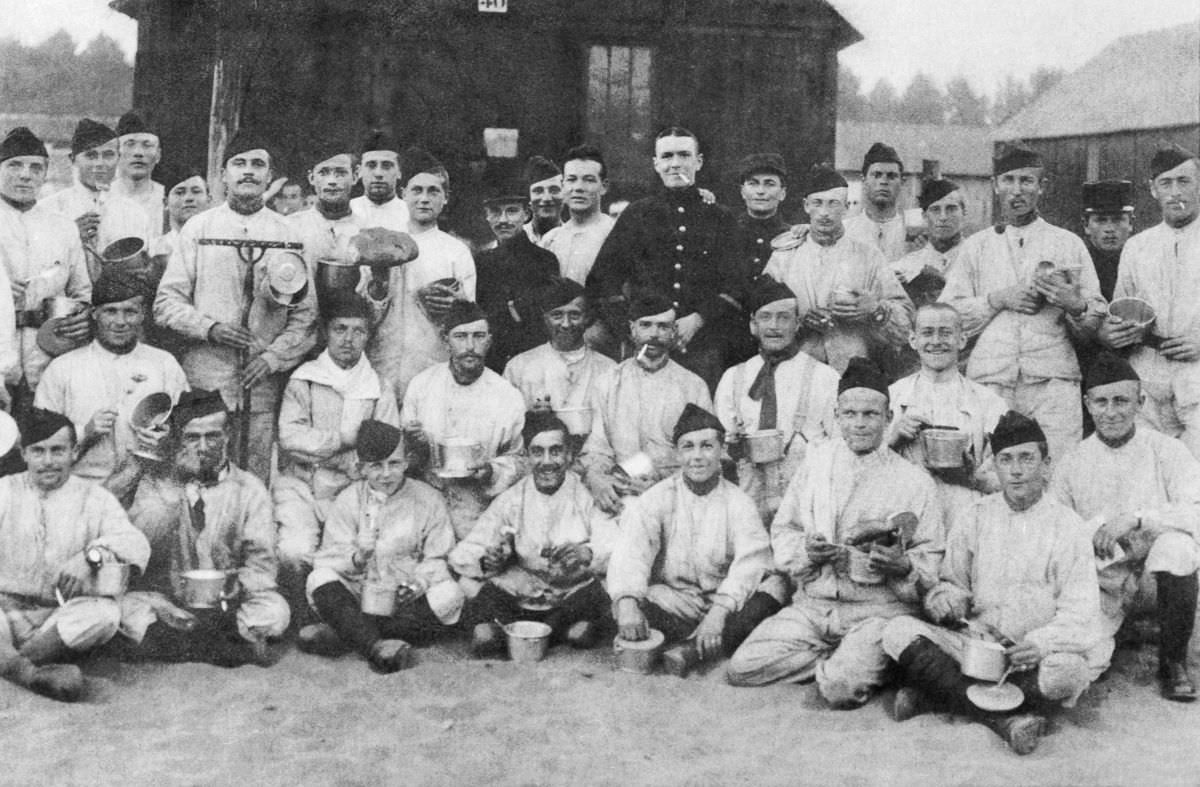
[1081, 179, 1135, 301]
[475, 170, 560, 373]
[730, 153, 792, 364]
[587, 127, 742, 390]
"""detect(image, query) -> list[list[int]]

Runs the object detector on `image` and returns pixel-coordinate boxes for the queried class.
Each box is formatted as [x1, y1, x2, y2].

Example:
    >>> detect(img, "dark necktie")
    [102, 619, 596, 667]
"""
[190, 495, 206, 533]
[748, 345, 800, 430]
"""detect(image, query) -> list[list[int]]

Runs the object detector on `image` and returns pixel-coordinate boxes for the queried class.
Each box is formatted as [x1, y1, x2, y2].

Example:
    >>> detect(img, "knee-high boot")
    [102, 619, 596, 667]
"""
[1155, 571, 1197, 701]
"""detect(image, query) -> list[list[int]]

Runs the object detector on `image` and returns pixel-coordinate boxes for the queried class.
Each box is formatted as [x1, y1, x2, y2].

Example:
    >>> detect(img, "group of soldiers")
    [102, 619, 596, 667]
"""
[0, 110, 1198, 757]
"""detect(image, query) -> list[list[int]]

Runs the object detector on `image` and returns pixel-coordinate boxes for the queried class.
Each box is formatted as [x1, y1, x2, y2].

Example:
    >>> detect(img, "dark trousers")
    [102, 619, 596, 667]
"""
[311, 581, 451, 656]
[641, 591, 782, 656]
[112, 609, 256, 668]
[466, 579, 611, 643]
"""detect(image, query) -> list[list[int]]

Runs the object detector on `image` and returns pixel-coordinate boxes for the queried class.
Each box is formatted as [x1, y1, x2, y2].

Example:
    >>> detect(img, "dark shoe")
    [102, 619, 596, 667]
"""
[983, 713, 1045, 756]
[297, 623, 349, 657]
[1159, 660, 1197, 702]
[471, 622, 505, 659]
[661, 643, 700, 678]
[28, 664, 85, 703]
[892, 686, 931, 722]
[368, 639, 414, 674]
[564, 620, 598, 649]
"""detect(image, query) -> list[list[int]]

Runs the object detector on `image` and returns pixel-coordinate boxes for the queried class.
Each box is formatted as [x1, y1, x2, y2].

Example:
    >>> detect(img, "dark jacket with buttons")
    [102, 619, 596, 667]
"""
[735, 212, 791, 285]
[476, 232, 560, 373]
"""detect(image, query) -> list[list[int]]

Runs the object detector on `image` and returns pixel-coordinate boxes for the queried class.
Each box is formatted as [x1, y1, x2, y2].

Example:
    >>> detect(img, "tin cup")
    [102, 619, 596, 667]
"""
[361, 581, 398, 617]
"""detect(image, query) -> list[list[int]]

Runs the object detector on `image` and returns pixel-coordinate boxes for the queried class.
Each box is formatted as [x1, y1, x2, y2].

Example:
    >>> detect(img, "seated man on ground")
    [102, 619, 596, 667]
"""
[727, 358, 943, 709]
[607, 404, 779, 677]
[452, 412, 617, 656]
[1051, 353, 1200, 702]
[881, 411, 1105, 756]
[274, 291, 399, 620]
[0, 409, 150, 702]
[300, 421, 464, 673]
[107, 390, 290, 667]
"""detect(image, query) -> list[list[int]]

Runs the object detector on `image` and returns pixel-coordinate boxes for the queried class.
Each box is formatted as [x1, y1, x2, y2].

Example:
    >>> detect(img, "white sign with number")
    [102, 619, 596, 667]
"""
[478, 0, 507, 12]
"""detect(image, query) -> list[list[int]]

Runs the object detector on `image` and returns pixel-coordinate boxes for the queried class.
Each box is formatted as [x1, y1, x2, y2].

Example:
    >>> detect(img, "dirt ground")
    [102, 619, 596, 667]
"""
[2, 632, 1199, 787]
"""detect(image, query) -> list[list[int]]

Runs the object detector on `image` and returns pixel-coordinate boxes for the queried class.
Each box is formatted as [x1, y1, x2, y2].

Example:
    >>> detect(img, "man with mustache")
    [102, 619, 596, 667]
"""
[34, 271, 188, 482]
[350, 131, 409, 231]
[474, 172, 560, 373]
[1100, 144, 1200, 458]
[300, 420, 464, 673]
[107, 389, 290, 667]
[844, 142, 908, 263]
[0, 408, 150, 702]
[453, 411, 616, 657]
[502, 277, 615, 432]
[587, 127, 742, 389]
[727, 358, 942, 708]
[363, 146, 476, 401]
[42, 119, 153, 272]
[0, 126, 88, 417]
[522, 155, 564, 244]
[154, 132, 317, 482]
[892, 179, 968, 307]
[940, 142, 1104, 465]
[110, 111, 165, 242]
[402, 300, 525, 539]
[580, 291, 711, 515]
[608, 404, 777, 677]
[274, 291, 399, 624]
[1081, 180, 1135, 301]
[541, 145, 614, 286]
[715, 278, 839, 522]
[762, 165, 912, 375]
[1052, 353, 1200, 702]
[887, 303, 1007, 531]
[882, 412, 1103, 755]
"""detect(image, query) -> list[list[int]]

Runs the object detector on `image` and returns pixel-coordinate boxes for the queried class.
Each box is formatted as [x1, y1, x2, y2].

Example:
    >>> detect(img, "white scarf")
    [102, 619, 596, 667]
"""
[290, 350, 381, 400]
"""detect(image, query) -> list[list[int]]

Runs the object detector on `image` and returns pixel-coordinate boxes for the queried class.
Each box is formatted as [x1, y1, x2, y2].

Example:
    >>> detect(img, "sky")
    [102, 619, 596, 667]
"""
[4, 0, 1199, 96]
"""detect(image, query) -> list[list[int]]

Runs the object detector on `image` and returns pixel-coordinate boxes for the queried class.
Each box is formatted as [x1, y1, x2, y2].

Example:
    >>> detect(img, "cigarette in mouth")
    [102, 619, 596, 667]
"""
[637, 343, 649, 362]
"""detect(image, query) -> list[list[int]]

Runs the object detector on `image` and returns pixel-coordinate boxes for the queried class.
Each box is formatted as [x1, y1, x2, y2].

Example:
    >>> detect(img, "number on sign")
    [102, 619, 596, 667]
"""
[478, 0, 507, 12]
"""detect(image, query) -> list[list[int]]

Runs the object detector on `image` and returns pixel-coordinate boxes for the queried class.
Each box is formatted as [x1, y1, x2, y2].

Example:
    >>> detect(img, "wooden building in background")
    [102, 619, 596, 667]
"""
[112, 0, 859, 242]
[995, 21, 1199, 234]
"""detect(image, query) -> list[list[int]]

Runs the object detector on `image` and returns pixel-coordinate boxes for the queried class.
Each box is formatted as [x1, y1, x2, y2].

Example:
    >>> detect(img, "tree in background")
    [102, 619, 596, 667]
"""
[897, 72, 945, 125]
[0, 30, 132, 116]
[945, 76, 991, 125]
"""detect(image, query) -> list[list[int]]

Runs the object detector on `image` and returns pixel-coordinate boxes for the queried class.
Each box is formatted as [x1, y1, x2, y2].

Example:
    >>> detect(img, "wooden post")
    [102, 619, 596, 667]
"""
[207, 54, 245, 203]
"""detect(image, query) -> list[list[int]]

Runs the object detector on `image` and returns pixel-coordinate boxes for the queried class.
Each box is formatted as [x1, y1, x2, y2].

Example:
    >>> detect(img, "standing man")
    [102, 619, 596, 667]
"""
[541, 144, 614, 286]
[1101, 145, 1200, 457]
[363, 146, 476, 400]
[523, 155, 563, 244]
[580, 292, 712, 514]
[892, 179, 968, 307]
[0, 409, 150, 702]
[845, 142, 907, 262]
[42, 119, 152, 269]
[402, 301, 526, 539]
[762, 165, 912, 375]
[289, 143, 365, 302]
[35, 271, 188, 482]
[110, 111, 164, 241]
[475, 173, 560, 373]
[941, 142, 1104, 464]
[1081, 180, 1135, 301]
[351, 131, 409, 231]
[588, 127, 742, 389]
[1052, 353, 1199, 702]
[269, 179, 307, 217]
[0, 127, 88, 414]
[715, 279, 839, 522]
[154, 132, 318, 481]
[155, 162, 210, 259]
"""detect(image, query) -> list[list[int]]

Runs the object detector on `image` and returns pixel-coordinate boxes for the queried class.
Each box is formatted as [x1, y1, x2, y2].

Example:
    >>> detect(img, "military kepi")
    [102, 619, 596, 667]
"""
[838, 356, 888, 398]
[990, 410, 1047, 454]
[1082, 180, 1134, 214]
[672, 403, 725, 444]
[994, 141, 1042, 175]
[1084, 351, 1140, 392]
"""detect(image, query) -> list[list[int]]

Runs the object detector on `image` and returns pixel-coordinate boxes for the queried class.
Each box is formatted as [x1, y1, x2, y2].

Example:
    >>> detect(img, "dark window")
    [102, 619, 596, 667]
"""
[586, 45, 653, 183]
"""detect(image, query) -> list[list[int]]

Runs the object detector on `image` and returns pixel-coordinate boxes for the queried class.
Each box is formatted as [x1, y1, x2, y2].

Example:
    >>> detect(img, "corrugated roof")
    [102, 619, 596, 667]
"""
[997, 20, 1200, 140]
[835, 121, 994, 177]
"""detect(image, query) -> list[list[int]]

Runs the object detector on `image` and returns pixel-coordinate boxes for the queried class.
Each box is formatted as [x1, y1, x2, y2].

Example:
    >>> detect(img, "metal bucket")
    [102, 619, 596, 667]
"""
[745, 429, 784, 464]
[504, 620, 552, 663]
[41, 296, 83, 322]
[961, 638, 1007, 682]
[921, 428, 969, 469]
[316, 259, 362, 300]
[554, 407, 593, 437]
[613, 628, 665, 674]
[180, 569, 228, 609]
[434, 438, 484, 479]
[91, 563, 131, 597]
[361, 582, 397, 617]
[847, 548, 883, 585]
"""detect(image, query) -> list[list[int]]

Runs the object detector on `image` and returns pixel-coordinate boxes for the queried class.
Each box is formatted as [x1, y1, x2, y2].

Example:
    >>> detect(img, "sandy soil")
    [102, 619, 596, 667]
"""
[1, 636, 1197, 786]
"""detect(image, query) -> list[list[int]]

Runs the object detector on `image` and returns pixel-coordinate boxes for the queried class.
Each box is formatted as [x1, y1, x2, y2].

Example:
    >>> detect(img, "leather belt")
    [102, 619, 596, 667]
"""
[14, 310, 44, 329]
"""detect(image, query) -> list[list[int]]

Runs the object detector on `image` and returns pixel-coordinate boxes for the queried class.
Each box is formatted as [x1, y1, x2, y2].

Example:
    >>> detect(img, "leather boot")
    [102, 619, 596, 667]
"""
[1155, 571, 1197, 702]
[1, 655, 84, 702]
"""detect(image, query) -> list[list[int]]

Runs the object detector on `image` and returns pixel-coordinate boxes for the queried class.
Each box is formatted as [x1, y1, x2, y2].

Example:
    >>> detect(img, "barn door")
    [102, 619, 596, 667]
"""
[586, 44, 653, 189]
